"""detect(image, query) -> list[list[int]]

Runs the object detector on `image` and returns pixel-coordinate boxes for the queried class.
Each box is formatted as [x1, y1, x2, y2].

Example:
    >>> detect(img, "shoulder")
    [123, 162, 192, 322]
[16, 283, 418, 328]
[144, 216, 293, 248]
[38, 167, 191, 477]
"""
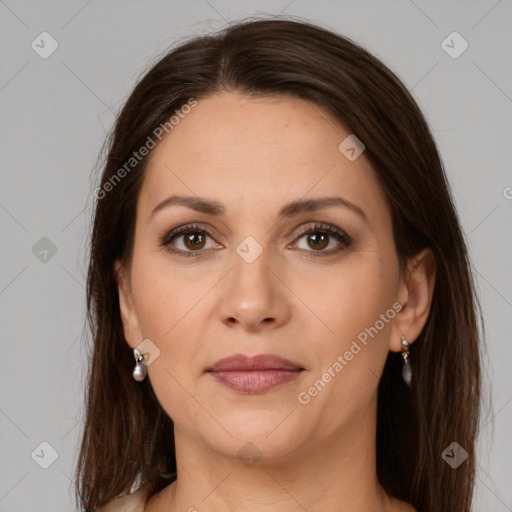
[95, 486, 150, 512]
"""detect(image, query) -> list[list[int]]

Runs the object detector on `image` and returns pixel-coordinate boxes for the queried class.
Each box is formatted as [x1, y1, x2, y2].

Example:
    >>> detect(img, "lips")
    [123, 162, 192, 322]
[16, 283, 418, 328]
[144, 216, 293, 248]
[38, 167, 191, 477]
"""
[209, 354, 303, 372]
[207, 354, 305, 393]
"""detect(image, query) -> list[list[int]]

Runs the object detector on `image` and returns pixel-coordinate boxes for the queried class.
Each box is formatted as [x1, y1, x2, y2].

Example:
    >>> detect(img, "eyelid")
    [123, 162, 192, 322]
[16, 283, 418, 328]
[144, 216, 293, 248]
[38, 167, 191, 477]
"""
[289, 222, 352, 255]
[292, 222, 349, 241]
[160, 222, 221, 246]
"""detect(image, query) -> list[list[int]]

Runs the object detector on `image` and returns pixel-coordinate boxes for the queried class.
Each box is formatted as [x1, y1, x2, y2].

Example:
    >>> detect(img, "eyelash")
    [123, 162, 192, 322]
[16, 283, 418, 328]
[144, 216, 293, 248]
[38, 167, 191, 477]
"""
[159, 222, 353, 259]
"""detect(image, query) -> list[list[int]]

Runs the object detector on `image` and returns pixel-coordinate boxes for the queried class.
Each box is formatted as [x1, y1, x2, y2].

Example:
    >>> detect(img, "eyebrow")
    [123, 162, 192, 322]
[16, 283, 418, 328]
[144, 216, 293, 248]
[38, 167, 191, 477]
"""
[148, 194, 368, 223]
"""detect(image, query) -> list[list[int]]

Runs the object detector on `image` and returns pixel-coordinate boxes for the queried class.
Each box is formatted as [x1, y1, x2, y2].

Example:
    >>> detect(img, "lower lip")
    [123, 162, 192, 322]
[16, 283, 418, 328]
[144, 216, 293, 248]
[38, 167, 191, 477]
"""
[210, 369, 303, 393]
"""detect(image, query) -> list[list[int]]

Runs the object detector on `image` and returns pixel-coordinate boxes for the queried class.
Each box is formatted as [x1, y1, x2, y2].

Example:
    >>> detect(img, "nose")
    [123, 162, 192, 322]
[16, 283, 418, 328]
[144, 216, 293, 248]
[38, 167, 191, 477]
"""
[216, 244, 291, 333]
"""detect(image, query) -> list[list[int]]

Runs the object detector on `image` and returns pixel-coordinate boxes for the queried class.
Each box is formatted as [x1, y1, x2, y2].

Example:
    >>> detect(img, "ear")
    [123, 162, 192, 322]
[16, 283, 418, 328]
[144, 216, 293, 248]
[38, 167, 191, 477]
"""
[113, 259, 143, 349]
[389, 248, 436, 352]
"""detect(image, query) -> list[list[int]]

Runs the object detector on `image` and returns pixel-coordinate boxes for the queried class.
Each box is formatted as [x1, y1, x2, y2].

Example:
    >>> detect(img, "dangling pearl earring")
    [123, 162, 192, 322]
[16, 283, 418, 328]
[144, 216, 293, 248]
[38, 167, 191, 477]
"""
[401, 335, 412, 387]
[132, 348, 147, 382]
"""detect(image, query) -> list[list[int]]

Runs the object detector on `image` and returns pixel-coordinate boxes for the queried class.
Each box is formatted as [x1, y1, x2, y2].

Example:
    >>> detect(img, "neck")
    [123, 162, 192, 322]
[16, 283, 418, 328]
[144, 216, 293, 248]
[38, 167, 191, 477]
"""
[147, 393, 399, 512]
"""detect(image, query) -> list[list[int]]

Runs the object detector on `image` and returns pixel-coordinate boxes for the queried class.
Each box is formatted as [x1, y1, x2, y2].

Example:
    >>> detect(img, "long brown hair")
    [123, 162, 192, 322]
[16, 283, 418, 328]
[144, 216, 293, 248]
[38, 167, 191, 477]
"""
[75, 16, 482, 511]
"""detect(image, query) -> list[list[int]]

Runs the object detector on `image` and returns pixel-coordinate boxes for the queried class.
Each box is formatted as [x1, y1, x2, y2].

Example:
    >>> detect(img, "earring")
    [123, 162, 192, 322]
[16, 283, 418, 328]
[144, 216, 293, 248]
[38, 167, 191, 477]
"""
[132, 348, 147, 382]
[401, 335, 412, 387]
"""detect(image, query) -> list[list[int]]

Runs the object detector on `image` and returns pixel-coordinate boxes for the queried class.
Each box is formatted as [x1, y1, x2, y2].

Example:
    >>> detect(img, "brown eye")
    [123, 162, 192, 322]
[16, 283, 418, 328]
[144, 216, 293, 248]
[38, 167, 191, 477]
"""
[306, 232, 329, 251]
[160, 223, 220, 258]
[161, 222, 351, 259]
[183, 231, 207, 250]
[293, 223, 352, 258]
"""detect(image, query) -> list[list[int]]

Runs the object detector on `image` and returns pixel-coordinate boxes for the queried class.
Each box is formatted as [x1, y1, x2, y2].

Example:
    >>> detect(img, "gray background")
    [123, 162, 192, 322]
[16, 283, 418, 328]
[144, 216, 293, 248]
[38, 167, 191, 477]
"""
[0, 1, 511, 510]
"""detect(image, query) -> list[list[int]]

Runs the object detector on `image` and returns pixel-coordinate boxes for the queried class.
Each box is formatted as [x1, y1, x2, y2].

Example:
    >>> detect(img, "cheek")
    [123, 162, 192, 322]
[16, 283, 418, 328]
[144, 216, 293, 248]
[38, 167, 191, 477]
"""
[130, 264, 207, 424]
[293, 254, 397, 423]
[290, 252, 397, 344]
[332, 252, 398, 365]
[130, 248, 200, 338]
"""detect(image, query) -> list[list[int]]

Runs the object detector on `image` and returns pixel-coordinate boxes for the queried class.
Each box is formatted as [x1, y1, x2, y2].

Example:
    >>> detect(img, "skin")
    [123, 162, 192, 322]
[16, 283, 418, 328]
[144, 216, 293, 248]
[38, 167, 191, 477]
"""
[115, 92, 435, 512]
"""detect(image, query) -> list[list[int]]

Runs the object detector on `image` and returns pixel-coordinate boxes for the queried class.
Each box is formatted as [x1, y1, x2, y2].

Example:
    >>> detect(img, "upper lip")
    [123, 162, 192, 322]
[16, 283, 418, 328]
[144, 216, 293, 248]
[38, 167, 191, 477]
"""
[208, 354, 304, 372]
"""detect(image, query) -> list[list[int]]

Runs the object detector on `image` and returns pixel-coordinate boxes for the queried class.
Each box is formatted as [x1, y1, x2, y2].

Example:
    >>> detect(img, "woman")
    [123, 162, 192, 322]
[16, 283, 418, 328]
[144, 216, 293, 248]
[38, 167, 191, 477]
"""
[75, 16, 482, 512]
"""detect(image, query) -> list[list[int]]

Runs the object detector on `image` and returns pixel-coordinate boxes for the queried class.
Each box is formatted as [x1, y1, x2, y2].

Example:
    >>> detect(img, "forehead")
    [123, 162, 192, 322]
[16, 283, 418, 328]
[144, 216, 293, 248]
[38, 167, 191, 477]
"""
[139, 92, 387, 222]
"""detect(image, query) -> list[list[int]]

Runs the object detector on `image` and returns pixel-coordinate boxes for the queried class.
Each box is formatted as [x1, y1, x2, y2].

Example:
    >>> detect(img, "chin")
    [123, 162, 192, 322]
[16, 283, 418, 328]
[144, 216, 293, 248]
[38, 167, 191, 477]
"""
[196, 408, 309, 462]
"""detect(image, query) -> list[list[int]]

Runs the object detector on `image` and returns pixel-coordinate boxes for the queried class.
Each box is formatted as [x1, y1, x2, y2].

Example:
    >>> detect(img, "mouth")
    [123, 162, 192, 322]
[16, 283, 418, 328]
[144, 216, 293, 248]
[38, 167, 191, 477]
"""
[206, 354, 305, 394]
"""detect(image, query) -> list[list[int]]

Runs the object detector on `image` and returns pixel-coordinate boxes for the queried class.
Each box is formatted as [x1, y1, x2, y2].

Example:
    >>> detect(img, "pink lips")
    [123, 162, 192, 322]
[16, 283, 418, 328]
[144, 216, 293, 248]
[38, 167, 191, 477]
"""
[207, 354, 304, 393]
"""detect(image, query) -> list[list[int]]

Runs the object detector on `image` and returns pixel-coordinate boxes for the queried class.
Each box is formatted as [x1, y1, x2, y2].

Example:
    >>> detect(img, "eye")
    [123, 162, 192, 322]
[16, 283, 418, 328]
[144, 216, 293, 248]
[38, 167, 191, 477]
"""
[160, 223, 221, 257]
[291, 222, 352, 257]
[160, 222, 352, 258]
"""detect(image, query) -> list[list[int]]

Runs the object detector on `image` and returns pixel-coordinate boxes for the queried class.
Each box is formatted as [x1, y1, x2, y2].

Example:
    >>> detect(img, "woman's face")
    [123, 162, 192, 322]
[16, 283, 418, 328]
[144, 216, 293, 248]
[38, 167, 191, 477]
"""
[116, 92, 407, 462]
